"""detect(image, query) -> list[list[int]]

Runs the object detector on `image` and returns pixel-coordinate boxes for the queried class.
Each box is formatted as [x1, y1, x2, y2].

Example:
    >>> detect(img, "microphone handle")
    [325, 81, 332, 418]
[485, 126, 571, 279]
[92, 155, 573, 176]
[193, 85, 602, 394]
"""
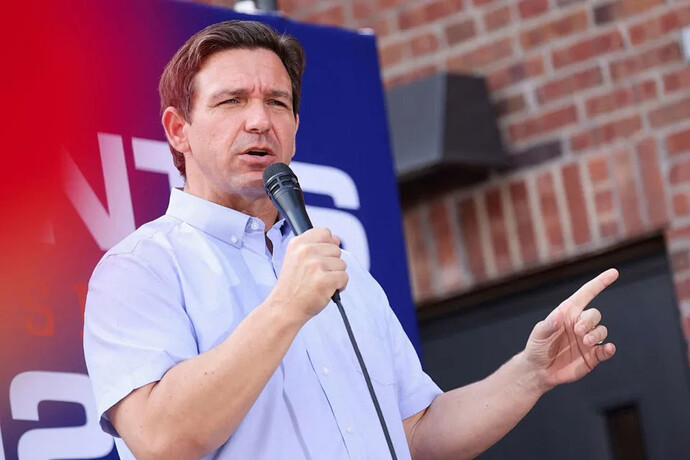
[274, 189, 313, 235]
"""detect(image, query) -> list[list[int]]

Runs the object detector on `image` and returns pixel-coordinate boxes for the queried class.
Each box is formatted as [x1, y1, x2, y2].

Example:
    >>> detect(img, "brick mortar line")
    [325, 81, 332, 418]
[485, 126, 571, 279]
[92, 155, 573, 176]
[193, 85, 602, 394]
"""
[418, 201, 443, 298]
[569, 96, 587, 162]
[551, 161, 576, 254]
[432, 130, 689, 216]
[630, 136, 652, 228]
[605, 151, 627, 244]
[283, 1, 346, 21]
[463, 152, 564, 196]
[381, 21, 684, 90]
[562, 132, 656, 162]
[444, 192, 474, 286]
[487, 56, 674, 111]
[433, 158, 662, 272]
[500, 182, 523, 269]
[499, 129, 652, 161]
[679, 299, 690, 316]
[669, 215, 690, 232]
[496, 90, 685, 152]
[314, 0, 685, 79]
[342, 1, 355, 25]
[474, 191, 498, 278]
[351, 0, 467, 31]
[653, 117, 690, 142]
[494, 52, 682, 119]
[668, 183, 690, 196]
[490, 74, 671, 132]
[526, 171, 550, 262]
[656, 135, 676, 231]
[377, 8, 484, 49]
[579, 158, 602, 246]
[441, 231, 652, 298]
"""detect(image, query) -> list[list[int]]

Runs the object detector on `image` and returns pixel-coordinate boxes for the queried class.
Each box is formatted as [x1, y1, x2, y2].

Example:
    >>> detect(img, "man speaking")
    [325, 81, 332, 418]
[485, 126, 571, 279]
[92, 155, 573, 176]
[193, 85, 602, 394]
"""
[84, 20, 618, 459]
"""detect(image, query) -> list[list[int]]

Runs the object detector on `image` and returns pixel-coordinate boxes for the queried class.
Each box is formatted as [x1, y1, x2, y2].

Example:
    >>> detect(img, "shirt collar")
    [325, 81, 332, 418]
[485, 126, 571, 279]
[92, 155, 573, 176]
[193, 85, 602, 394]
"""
[165, 188, 289, 247]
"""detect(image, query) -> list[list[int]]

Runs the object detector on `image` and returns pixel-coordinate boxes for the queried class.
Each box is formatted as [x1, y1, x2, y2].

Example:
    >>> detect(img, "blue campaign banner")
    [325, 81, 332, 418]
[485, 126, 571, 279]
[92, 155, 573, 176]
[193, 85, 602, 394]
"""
[0, 0, 417, 457]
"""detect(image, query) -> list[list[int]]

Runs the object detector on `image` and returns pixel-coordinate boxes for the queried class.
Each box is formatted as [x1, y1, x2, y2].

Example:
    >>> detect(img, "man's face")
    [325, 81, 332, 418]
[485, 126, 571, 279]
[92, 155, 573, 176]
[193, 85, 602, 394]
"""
[182, 48, 298, 202]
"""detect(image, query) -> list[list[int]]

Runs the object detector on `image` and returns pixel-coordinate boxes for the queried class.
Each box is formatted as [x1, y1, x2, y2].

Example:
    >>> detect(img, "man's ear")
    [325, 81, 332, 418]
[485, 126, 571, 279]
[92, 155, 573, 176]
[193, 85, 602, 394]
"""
[290, 114, 299, 160]
[162, 107, 191, 154]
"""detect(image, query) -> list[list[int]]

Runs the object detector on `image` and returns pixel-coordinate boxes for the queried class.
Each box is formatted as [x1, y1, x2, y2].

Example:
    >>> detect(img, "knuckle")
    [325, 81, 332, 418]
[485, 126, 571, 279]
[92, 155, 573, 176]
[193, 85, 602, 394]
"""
[310, 257, 322, 270]
[296, 244, 309, 259]
[304, 243, 317, 256]
[315, 227, 331, 238]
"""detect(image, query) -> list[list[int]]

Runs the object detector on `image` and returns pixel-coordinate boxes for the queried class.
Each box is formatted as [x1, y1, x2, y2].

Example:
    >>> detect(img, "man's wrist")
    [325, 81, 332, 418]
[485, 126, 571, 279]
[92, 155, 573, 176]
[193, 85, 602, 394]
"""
[260, 294, 309, 332]
[512, 352, 550, 398]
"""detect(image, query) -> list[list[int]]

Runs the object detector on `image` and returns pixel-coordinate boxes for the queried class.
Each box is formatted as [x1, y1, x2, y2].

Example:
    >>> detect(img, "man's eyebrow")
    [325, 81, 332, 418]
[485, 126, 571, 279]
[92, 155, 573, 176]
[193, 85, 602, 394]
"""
[268, 89, 291, 100]
[208, 88, 292, 102]
[209, 88, 249, 101]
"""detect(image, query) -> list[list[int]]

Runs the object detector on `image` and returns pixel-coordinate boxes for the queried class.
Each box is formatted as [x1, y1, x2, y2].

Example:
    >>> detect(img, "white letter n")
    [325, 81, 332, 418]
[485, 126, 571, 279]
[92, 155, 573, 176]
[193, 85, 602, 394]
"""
[62, 133, 135, 251]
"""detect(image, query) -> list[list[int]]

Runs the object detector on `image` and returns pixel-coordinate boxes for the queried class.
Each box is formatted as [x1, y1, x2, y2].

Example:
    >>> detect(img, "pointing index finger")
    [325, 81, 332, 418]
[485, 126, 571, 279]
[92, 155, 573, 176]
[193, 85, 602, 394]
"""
[562, 268, 619, 316]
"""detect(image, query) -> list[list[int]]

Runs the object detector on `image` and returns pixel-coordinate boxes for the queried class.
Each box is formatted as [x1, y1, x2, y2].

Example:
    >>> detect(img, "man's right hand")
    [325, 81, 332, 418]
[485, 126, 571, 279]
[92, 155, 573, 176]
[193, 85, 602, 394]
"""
[267, 227, 348, 323]
[105, 227, 347, 458]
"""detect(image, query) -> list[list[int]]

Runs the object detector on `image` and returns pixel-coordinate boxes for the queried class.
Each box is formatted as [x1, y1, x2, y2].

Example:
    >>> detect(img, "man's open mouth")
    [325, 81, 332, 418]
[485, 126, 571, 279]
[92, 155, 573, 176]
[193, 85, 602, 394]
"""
[246, 150, 269, 157]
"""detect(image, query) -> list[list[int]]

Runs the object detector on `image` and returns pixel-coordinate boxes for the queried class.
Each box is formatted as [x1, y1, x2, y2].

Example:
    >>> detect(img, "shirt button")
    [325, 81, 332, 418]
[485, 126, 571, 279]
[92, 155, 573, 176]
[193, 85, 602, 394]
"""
[230, 235, 238, 244]
[346, 426, 354, 434]
[321, 366, 329, 376]
[250, 221, 260, 231]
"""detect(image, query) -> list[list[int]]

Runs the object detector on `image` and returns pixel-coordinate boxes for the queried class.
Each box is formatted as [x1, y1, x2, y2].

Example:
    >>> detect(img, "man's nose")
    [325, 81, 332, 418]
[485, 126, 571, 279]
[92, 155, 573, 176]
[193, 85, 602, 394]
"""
[244, 100, 271, 133]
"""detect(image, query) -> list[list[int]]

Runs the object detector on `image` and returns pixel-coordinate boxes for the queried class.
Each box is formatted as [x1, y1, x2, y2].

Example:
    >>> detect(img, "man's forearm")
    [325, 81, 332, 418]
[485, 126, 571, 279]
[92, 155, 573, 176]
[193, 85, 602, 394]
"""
[127, 298, 305, 457]
[410, 352, 545, 460]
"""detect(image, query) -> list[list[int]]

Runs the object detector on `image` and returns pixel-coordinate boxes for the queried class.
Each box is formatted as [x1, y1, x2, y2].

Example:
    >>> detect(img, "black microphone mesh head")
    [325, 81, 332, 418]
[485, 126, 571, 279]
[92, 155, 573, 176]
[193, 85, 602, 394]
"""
[263, 162, 301, 198]
[263, 162, 294, 186]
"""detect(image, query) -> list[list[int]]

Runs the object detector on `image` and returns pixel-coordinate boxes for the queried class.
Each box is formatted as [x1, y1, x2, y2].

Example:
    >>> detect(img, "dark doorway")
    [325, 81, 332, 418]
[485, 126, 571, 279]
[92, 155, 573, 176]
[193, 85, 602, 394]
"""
[419, 237, 690, 459]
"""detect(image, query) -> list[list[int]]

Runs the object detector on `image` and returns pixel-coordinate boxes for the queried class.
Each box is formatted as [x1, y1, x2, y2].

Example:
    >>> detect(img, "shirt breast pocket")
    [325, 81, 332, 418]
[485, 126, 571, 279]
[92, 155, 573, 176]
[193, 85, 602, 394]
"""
[349, 329, 397, 387]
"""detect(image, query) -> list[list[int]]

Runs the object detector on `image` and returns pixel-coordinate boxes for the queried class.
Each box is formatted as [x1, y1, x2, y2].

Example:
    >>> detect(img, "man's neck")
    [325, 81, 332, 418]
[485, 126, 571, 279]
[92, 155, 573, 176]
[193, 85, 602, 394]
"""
[182, 185, 280, 235]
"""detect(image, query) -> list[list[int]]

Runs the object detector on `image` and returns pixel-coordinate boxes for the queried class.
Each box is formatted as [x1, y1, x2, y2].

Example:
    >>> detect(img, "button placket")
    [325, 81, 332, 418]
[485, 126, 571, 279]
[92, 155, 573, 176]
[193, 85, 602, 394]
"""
[302, 321, 362, 458]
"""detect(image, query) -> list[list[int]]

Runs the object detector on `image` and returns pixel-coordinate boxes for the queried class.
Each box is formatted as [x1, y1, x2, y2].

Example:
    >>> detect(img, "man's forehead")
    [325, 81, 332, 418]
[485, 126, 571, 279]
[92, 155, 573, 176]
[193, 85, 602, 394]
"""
[194, 48, 292, 94]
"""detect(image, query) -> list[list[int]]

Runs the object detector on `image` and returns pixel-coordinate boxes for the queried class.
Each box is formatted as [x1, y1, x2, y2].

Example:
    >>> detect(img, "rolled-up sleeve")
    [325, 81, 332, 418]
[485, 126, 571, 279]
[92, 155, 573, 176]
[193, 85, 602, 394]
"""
[83, 243, 198, 436]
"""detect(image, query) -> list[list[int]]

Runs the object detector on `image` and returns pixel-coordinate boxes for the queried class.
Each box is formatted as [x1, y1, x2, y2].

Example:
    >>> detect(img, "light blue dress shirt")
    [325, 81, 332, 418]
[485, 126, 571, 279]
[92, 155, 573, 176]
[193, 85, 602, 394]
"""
[84, 188, 442, 459]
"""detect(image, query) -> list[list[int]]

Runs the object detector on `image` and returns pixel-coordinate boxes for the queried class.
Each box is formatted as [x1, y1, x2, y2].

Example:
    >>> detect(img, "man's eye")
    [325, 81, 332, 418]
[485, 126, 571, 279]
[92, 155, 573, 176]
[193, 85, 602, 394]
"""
[220, 98, 239, 105]
[268, 99, 288, 107]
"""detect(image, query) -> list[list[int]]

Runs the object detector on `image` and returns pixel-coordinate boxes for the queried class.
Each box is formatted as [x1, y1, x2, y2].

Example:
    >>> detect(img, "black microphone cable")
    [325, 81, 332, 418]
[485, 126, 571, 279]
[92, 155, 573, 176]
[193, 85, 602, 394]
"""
[264, 163, 398, 460]
[331, 290, 398, 460]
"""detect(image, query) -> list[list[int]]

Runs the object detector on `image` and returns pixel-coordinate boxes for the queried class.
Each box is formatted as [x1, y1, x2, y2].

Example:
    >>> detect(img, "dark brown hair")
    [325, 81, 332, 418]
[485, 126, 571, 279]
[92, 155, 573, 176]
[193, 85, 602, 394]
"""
[159, 20, 305, 178]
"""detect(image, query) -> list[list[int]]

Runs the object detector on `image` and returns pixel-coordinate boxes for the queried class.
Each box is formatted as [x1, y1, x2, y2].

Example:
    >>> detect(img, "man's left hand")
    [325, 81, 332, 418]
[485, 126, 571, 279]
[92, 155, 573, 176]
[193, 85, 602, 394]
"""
[523, 268, 619, 393]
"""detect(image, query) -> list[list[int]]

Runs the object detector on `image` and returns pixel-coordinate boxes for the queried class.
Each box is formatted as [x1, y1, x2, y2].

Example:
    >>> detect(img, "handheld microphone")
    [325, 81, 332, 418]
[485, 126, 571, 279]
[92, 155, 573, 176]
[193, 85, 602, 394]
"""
[262, 162, 312, 235]
[262, 162, 398, 460]
[263, 162, 339, 303]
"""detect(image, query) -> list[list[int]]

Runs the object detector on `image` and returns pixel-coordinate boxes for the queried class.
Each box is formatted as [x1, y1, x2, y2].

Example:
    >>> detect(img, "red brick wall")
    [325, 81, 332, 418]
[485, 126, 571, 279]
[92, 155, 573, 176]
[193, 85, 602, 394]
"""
[197, 0, 690, 344]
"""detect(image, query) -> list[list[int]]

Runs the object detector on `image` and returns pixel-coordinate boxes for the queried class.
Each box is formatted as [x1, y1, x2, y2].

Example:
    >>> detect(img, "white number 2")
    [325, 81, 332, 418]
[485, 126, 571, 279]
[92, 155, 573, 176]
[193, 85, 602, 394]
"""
[9, 371, 113, 459]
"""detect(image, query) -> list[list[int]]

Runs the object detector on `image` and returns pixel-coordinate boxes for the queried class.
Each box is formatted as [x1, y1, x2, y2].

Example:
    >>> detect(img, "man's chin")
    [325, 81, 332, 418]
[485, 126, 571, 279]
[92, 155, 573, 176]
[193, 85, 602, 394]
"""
[235, 178, 269, 198]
